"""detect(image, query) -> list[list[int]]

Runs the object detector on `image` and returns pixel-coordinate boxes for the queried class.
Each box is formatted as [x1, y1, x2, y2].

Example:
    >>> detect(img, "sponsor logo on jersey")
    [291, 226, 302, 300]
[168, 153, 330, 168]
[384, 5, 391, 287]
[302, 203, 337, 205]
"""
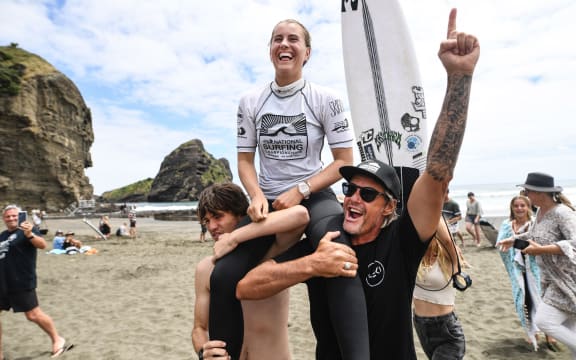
[329, 99, 345, 117]
[332, 117, 350, 133]
[259, 113, 308, 160]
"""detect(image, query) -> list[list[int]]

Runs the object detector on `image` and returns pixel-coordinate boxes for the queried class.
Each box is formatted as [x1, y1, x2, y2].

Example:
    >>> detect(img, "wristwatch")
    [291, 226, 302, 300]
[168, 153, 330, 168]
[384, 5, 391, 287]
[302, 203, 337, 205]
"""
[297, 181, 311, 199]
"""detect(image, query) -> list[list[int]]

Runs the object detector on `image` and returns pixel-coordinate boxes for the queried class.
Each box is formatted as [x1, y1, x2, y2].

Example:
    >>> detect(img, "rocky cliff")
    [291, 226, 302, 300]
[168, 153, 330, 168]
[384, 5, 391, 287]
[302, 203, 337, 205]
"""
[0, 45, 94, 212]
[147, 139, 232, 202]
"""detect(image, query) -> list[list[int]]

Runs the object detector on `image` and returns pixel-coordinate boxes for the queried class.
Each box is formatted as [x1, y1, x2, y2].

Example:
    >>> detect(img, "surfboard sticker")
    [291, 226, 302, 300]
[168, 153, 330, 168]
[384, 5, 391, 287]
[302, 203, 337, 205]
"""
[342, 0, 428, 211]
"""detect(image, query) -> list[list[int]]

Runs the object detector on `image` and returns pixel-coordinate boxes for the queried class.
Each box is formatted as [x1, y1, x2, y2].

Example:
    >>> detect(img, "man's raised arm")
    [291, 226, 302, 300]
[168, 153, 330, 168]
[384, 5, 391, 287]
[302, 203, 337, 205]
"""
[408, 8, 480, 242]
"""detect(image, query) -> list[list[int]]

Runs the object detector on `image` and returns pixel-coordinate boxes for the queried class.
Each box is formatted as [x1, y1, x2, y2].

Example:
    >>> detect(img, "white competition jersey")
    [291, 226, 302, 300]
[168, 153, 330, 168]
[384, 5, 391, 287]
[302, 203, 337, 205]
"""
[237, 79, 354, 198]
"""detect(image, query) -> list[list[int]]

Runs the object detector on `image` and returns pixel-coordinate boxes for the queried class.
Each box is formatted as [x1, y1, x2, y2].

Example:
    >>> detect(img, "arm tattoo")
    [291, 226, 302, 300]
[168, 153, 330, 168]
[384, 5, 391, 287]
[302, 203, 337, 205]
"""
[427, 74, 472, 182]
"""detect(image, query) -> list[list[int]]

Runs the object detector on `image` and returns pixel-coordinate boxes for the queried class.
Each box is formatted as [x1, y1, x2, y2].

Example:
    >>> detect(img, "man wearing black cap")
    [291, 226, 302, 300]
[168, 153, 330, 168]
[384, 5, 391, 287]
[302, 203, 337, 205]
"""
[237, 8, 480, 359]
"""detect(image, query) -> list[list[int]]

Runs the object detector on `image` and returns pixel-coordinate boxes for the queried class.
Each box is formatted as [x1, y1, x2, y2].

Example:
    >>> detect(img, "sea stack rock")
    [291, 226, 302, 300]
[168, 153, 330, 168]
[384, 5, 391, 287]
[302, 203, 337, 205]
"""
[147, 139, 232, 202]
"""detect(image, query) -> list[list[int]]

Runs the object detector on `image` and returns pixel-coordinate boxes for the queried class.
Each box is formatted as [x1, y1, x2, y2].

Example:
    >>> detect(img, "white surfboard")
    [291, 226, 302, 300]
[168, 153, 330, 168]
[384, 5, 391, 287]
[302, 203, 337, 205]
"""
[341, 0, 427, 212]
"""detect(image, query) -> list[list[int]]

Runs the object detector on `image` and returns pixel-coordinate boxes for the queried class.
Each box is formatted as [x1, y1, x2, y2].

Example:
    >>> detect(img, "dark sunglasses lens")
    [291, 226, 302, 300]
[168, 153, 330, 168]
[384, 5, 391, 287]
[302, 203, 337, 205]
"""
[342, 183, 356, 196]
[359, 188, 378, 202]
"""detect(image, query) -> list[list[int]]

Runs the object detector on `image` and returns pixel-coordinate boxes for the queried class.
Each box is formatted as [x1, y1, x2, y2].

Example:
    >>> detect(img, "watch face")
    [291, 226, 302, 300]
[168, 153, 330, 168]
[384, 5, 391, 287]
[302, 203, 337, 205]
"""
[298, 182, 310, 196]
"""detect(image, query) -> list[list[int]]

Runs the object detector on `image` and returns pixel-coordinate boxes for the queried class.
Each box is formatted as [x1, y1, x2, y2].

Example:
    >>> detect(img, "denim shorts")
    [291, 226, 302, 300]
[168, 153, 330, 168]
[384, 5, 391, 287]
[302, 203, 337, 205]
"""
[414, 311, 466, 360]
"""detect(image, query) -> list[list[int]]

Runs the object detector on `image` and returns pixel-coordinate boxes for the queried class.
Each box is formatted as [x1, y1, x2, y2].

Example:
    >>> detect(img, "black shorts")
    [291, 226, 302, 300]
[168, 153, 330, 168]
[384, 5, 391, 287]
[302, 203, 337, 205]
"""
[0, 289, 39, 313]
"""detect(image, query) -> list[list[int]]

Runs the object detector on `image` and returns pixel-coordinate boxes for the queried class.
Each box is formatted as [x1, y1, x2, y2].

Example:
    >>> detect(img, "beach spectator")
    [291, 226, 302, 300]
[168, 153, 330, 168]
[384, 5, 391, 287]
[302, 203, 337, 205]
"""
[52, 230, 65, 250]
[498, 172, 576, 357]
[98, 215, 111, 239]
[128, 212, 137, 239]
[31, 210, 42, 231]
[219, 17, 363, 359]
[443, 189, 464, 246]
[496, 194, 556, 351]
[63, 231, 82, 250]
[237, 10, 480, 357]
[0, 205, 70, 357]
[192, 182, 309, 360]
[465, 192, 483, 246]
[413, 219, 467, 359]
[116, 223, 128, 237]
[199, 221, 207, 242]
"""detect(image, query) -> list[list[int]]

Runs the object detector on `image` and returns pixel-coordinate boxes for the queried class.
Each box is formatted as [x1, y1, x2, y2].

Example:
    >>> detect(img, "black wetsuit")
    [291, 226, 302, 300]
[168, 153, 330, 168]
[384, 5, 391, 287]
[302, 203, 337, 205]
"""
[208, 189, 369, 360]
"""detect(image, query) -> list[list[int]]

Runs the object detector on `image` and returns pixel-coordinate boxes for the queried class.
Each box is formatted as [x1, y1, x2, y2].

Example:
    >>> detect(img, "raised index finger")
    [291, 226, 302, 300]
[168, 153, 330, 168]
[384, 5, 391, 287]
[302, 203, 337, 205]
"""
[447, 8, 457, 39]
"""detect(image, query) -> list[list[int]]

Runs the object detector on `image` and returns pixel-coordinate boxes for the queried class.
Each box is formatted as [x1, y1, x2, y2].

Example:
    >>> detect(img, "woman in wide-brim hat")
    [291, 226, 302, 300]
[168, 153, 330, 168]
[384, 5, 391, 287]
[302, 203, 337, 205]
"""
[498, 172, 576, 355]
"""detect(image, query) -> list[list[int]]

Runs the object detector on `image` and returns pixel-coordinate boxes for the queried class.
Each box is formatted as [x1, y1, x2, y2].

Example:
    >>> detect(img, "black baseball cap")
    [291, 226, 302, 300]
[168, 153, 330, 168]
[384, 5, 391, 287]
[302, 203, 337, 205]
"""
[339, 160, 401, 200]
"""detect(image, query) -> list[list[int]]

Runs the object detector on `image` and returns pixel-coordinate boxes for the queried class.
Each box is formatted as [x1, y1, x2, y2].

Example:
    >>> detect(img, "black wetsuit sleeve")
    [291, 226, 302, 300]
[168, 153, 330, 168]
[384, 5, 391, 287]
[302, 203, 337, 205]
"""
[302, 191, 370, 360]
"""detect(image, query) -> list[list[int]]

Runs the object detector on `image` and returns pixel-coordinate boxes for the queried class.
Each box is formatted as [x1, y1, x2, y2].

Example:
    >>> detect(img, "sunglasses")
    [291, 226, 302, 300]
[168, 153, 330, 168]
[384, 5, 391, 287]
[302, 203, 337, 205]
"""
[342, 182, 392, 203]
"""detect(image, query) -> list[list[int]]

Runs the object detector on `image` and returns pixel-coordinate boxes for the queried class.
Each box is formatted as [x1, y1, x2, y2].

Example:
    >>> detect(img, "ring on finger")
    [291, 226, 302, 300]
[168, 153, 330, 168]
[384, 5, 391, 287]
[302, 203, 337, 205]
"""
[343, 261, 352, 270]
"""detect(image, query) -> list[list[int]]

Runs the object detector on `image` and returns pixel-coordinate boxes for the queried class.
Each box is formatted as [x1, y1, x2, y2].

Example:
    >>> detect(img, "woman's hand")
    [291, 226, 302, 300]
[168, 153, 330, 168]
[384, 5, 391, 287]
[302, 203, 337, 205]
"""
[247, 194, 269, 222]
[272, 187, 302, 211]
[497, 238, 514, 252]
[213, 233, 238, 260]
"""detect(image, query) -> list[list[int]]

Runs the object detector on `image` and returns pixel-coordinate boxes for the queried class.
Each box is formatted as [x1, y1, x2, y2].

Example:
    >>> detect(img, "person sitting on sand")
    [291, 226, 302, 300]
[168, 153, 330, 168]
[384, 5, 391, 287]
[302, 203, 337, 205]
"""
[52, 230, 65, 250]
[63, 231, 82, 250]
[116, 223, 128, 237]
[192, 182, 312, 360]
[98, 216, 111, 239]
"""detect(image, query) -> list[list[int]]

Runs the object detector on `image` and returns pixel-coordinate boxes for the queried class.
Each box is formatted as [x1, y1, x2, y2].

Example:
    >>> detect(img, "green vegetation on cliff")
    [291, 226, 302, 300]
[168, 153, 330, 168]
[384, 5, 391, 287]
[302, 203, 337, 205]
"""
[0, 44, 57, 96]
[200, 151, 231, 186]
[100, 178, 154, 202]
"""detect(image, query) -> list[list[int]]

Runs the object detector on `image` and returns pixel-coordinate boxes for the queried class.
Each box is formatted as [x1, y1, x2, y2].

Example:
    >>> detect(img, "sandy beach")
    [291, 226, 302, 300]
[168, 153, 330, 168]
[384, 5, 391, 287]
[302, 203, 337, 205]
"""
[1, 216, 572, 360]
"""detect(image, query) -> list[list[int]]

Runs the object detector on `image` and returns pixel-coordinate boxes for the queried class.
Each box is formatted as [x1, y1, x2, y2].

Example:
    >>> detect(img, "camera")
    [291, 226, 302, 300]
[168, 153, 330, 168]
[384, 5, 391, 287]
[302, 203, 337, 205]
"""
[452, 272, 472, 291]
[18, 211, 27, 226]
[513, 239, 530, 250]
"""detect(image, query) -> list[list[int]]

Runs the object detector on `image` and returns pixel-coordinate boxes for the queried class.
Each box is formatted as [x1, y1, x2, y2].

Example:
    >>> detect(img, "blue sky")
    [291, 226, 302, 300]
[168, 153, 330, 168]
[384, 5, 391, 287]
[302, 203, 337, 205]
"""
[1, 0, 575, 195]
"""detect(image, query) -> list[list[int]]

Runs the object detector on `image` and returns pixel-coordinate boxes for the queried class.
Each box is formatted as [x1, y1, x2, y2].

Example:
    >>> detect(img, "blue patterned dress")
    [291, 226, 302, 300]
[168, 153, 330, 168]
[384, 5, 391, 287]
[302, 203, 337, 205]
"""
[497, 219, 542, 350]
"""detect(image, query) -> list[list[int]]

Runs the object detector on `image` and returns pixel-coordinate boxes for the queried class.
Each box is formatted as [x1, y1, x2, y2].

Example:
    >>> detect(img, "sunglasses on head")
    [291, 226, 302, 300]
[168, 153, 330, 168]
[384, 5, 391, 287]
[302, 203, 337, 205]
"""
[342, 182, 393, 203]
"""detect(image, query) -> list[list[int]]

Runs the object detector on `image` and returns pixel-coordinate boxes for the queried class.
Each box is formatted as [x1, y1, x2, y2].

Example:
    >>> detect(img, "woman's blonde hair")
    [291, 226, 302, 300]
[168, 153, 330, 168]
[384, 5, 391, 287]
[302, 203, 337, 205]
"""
[417, 220, 466, 282]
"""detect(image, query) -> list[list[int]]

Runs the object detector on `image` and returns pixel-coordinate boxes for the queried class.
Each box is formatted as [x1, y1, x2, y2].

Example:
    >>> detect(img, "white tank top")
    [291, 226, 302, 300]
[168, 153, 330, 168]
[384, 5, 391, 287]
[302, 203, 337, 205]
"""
[413, 261, 455, 306]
